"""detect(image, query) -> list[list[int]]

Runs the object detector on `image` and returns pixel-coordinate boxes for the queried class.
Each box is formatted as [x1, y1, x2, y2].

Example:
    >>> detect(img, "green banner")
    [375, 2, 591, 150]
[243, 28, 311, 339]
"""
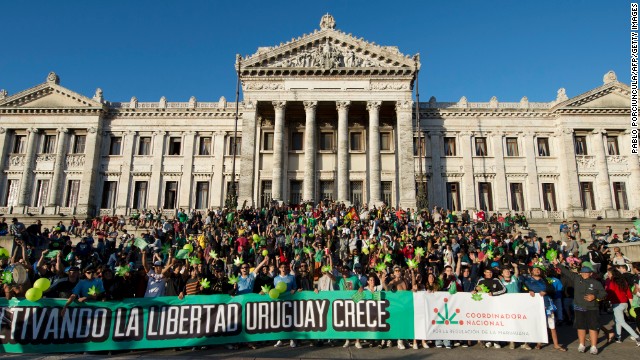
[0, 291, 413, 353]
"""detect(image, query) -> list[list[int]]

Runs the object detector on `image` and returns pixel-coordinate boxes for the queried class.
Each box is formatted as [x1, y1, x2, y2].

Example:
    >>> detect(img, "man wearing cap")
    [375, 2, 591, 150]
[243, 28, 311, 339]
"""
[142, 250, 172, 298]
[61, 265, 105, 316]
[556, 260, 606, 354]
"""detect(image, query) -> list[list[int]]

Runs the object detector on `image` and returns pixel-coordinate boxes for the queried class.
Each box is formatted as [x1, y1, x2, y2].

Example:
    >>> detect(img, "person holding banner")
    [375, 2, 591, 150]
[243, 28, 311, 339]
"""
[524, 264, 566, 352]
[274, 262, 298, 348]
[61, 264, 105, 316]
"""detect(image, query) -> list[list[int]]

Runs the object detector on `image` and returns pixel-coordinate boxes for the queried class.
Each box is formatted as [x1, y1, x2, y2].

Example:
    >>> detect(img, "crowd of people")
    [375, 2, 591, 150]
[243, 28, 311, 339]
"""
[0, 202, 639, 354]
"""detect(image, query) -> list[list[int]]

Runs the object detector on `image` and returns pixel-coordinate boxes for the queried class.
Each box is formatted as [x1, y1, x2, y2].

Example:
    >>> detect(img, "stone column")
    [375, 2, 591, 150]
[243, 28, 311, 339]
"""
[179, 131, 196, 209]
[48, 128, 69, 207]
[303, 101, 317, 202]
[115, 131, 136, 213]
[523, 132, 542, 213]
[17, 128, 39, 207]
[592, 129, 615, 214]
[429, 131, 444, 208]
[396, 101, 417, 208]
[148, 131, 166, 209]
[0, 128, 7, 202]
[238, 101, 258, 207]
[76, 126, 103, 216]
[459, 131, 476, 210]
[626, 131, 640, 211]
[212, 131, 227, 207]
[336, 101, 351, 203]
[491, 132, 509, 212]
[558, 128, 581, 214]
[271, 101, 287, 201]
[367, 101, 382, 205]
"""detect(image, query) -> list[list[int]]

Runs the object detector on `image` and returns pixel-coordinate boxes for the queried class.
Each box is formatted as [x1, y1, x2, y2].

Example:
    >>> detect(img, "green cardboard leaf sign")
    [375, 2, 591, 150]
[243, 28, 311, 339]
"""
[115, 265, 130, 277]
[321, 265, 332, 273]
[161, 244, 171, 256]
[406, 259, 418, 269]
[303, 246, 312, 255]
[261, 285, 271, 294]
[478, 284, 490, 293]
[361, 247, 370, 255]
[384, 254, 392, 264]
[472, 293, 483, 301]
[374, 263, 386, 272]
[188, 256, 201, 265]
[414, 247, 425, 257]
[228, 275, 239, 285]
[87, 285, 101, 296]
[200, 278, 211, 289]
[209, 250, 218, 259]
[1, 271, 13, 285]
[233, 256, 244, 266]
[545, 249, 558, 262]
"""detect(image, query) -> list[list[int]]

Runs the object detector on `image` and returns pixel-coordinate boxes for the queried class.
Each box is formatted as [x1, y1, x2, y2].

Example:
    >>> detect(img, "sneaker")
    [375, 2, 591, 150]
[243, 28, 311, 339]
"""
[485, 342, 492, 348]
[635, 340, 640, 347]
[343, 340, 350, 348]
[355, 342, 362, 349]
[494, 343, 501, 349]
[436, 344, 443, 348]
[398, 340, 406, 350]
[589, 346, 598, 355]
[387, 340, 392, 347]
[422, 341, 430, 349]
[578, 344, 586, 353]
[462, 343, 469, 348]
[446, 345, 452, 349]
[454, 342, 461, 347]
[615, 337, 622, 343]
[509, 342, 515, 349]
[412, 343, 418, 350]
[290, 340, 296, 348]
[521, 344, 532, 350]
[274, 340, 284, 348]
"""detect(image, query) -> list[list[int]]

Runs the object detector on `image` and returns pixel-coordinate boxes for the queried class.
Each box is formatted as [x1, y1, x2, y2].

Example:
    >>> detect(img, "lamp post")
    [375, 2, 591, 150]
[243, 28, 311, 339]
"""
[225, 55, 242, 209]
[414, 56, 428, 210]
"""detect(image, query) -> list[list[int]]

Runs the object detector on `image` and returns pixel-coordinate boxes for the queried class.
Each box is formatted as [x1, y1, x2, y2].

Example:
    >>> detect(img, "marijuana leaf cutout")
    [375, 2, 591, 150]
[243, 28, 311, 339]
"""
[303, 246, 312, 255]
[362, 247, 370, 255]
[321, 265, 332, 273]
[161, 243, 171, 256]
[375, 263, 387, 272]
[478, 284, 490, 293]
[384, 254, 392, 264]
[233, 257, 244, 266]
[406, 258, 418, 269]
[261, 284, 272, 294]
[414, 247, 425, 257]
[472, 293, 483, 301]
[115, 265, 130, 277]
[1, 271, 13, 284]
[546, 249, 558, 262]
[188, 256, 201, 265]
[209, 250, 218, 259]
[87, 285, 101, 296]
[228, 275, 239, 285]
[485, 249, 494, 260]
[200, 278, 211, 289]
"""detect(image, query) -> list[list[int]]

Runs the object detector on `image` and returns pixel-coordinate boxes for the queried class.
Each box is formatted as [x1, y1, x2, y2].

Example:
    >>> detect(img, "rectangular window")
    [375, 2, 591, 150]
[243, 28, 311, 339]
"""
[33, 180, 50, 207]
[579, 182, 595, 210]
[574, 136, 587, 155]
[73, 135, 86, 154]
[263, 132, 274, 151]
[606, 136, 619, 155]
[109, 137, 122, 155]
[227, 137, 241, 155]
[195, 182, 209, 209]
[163, 181, 178, 209]
[291, 132, 304, 151]
[446, 182, 461, 211]
[138, 137, 151, 155]
[320, 180, 334, 201]
[350, 132, 363, 151]
[542, 183, 557, 211]
[613, 182, 629, 210]
[4, 180, 20, 206]
[380, 132, 392, 151]
[382, 181, 392, 205]
[506, 137, 519, 156]
[350, 181, 363, 206]
[101, 181, 117, 208]
[132, 181, 148, 209]
[65, 180, 80, 207]
[261, 181, 273, 208]
[537, 137, 550, 157]
[413, 135, 425, 156]
[168, 137, 182, 155]
[478, 182, 493, 211]
[319, 132, 334, 151]
[510, 183, 525, 211]
[475, 137, 487, 156]
[289, 180, 303, 205]
[444, 137, 456, 156]
[198, 137, 211, 155]
[42, 135, 56, 154]
[13, 135, 27, 154]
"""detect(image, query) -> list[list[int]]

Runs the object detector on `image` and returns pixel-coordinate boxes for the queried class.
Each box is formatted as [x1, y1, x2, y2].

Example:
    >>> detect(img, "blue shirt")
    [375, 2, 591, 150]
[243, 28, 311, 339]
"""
[274, 274, 297, 292]
[72, 278, 105, 298]
[236, 272, 256, 295]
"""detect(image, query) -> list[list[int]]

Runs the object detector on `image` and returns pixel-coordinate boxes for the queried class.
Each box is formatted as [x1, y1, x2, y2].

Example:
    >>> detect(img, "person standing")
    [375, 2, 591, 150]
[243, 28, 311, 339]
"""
[605, 268, 640, 345]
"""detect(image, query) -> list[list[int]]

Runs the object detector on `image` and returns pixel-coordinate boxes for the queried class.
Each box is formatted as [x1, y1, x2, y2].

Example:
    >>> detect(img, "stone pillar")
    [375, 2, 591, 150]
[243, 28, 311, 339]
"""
[459, 131, 476, 210]
[523, 132, 542, 213]
[558, 128, 581, 214]
[77, 126, 103, 216]
[148, 131, 166, 209]
[17, 128, 39, 207]
[367, 101, 382, 205]
[491, 132, 509, 212]
[303, 101, 317, 202]
[212, 131, 227, 207]
[626, 131, 640, 211]
[592, 129, 615, 214]
[336, 101, 351, 203]
[238, 101, 258, 208]
[396, 101, 417, 208]
[271, 101, 287, 201]
[429, 131, 444, 208]
[179, 131, 196, 209]
[115, 131, 136, 213]
[0, 128, 7, 201]
[48, 128, 69, 207]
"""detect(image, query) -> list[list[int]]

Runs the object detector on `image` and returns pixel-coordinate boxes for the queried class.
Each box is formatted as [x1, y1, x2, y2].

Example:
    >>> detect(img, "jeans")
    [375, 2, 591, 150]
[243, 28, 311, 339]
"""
[435, 340, 451, 348]
[553, 298, 564, 322]
[612, 303, 639, 338]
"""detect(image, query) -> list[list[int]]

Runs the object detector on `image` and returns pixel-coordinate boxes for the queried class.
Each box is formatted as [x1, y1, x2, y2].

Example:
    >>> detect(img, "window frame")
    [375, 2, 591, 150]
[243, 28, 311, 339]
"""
[537, 137, 550, 157]
[574, 136, 588, 155]
[290, 131, 304, 152]
[380, 131, 393, 152]
[167, 136, 182, 156]
[198, 136, 212, 156]
[109, 136, 122, 156]
[474, 137, 488, 157]
[505, 137, 519, 157]
[262, 132, 274, 152]
[138, 136, 152, 156]
[73, 134, 86, 154]
[319, 131, 335, 152]
[349, 131, 365, 152]
[606, 136, 619, 156]
[444, 137, 457, 156]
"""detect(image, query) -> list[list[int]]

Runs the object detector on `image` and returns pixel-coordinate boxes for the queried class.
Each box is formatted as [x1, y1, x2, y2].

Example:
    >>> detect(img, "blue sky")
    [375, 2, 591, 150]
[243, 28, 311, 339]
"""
[0, 1, 628, 103]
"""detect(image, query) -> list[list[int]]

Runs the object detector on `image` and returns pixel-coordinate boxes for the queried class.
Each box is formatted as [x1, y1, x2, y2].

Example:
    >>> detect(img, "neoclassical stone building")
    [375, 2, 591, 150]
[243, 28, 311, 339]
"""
[0, 15, 637, 219]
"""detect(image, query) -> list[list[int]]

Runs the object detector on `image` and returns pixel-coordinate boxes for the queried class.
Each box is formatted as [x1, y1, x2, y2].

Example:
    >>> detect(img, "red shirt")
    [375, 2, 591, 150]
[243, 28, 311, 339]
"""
[605, 279, 632, 304]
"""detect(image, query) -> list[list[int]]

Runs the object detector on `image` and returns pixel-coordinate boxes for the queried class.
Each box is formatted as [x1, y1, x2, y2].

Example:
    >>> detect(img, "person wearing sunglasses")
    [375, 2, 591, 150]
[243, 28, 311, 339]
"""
[61, 264, 105, 316]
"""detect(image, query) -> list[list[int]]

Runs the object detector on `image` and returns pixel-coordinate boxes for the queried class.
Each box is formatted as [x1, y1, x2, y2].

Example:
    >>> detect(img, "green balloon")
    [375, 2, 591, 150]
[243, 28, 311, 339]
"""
[262, 250, 268, 256]
[268, 288, 280, 300]
[275, 281, 287, 294]
[253, 234, 260, 241]
[183, 244, 193, 253]
[25, 288, 42, 302]
[0, 248, 9, 258]
[34, 278, 51, 292]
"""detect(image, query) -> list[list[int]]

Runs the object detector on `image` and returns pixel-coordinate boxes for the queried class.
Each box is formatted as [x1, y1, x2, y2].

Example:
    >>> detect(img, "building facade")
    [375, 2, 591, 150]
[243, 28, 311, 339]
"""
[0, 15, 637, 219]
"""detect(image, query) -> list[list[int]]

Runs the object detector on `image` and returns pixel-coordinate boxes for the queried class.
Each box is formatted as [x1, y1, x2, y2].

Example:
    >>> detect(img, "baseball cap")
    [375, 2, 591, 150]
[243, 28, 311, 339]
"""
[579, 267, 593, 273]
[153, 261, 163, 266]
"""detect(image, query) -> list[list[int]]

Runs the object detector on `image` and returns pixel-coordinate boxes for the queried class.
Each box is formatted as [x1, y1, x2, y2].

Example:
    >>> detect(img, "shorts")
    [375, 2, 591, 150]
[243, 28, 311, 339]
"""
[574, 309, 599, 331]
[547, 313, 555, 329]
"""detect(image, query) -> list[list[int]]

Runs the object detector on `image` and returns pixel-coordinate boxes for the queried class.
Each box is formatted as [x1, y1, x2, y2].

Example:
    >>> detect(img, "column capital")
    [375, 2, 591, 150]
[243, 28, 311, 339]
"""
[336, 100, 351, 111]
[272, 100, 287, 110]
[27, 127, 40, 134]
[303, 100, 318, 110]
[214, 131, 226, 137]
[56, 127, 69, 134]
[395, 100, 413, 111]
[0, 127, 5, 134]
[366, 100, 382, 112]
[592, 128, 606, 135]
[87, 126, 97, 134]
[153, 130, 166, 136]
